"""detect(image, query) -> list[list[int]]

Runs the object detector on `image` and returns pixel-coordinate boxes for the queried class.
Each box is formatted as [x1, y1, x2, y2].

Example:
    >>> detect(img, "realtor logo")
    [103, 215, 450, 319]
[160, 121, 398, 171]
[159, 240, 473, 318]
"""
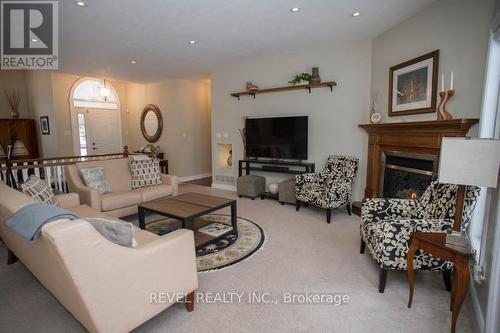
[1, 0, 58, 69]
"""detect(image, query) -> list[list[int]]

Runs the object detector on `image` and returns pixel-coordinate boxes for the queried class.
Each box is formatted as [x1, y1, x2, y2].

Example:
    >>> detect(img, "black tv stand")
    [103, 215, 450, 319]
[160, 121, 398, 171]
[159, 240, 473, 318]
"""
[238, 159, 315, 177]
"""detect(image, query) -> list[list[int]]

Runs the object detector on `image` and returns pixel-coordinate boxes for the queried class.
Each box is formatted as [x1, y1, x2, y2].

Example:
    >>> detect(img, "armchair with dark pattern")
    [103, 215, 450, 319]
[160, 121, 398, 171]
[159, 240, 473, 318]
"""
[295, 155, 359, 223]
[360, 180, 480, 293]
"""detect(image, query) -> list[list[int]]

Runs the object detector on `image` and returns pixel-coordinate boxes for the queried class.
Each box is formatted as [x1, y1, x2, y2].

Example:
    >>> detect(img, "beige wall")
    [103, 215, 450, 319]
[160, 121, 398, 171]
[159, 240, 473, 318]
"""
[25, 71, 59, 157]
[211, 40, 372, 200]
[0, 70, 29, 119]
[127, 79, 212, 178]
[371, 0, 494, 127]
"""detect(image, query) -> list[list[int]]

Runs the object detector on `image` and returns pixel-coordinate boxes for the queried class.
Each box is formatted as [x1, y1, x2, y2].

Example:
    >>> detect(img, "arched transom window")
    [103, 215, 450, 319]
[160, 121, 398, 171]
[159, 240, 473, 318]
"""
[69, 77, 122, 156]
[72, 78, 118, 109]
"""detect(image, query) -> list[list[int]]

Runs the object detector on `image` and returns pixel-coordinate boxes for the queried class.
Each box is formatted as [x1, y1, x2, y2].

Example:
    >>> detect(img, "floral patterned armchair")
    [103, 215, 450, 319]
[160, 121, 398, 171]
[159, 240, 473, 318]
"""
[295, 155, 359, 223]
[360, 180, 480, 293]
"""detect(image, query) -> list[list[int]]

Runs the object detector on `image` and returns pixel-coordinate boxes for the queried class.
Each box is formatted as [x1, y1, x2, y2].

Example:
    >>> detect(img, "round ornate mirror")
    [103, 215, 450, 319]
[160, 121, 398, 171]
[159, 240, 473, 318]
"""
[140, 104, 163, 142]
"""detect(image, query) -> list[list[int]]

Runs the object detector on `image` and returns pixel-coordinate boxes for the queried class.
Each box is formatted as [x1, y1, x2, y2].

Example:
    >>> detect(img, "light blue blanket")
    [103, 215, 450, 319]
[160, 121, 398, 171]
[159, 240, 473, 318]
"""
[5, 203, 80, 242]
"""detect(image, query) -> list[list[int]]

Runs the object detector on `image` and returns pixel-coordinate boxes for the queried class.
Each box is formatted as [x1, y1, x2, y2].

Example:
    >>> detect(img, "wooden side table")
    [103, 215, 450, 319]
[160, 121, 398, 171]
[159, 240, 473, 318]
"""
[407, 232, 471, 333]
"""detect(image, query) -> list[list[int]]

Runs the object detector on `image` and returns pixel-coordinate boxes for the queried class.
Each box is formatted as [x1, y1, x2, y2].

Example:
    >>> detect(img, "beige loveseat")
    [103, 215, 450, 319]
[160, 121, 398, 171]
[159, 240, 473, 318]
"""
[0, 182, 198, 333]
[66, 158, 178, 218]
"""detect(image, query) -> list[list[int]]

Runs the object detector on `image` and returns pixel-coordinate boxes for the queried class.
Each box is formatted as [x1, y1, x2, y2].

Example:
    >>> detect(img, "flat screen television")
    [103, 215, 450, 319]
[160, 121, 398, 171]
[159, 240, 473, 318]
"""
[245, 116, 308, 160]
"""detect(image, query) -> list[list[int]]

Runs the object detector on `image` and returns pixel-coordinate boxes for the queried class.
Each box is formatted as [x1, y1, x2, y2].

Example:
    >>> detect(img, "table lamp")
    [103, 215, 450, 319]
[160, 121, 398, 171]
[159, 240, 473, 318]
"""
[12, 140, 30, 157]
[438, 137, 500, 231]
[5, 137, 30, 188]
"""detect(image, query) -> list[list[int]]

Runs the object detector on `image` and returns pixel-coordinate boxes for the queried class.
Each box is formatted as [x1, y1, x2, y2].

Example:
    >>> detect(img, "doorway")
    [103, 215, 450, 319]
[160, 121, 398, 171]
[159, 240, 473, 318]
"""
[69, 78, 123, 156]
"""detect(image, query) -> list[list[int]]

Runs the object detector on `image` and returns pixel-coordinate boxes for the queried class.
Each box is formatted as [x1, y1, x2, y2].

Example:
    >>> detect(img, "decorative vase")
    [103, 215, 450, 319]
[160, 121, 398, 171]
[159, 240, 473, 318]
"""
[268, 183, 279, 195]
[227, 150, 233, 166]
[10, 109, 19, 119]
[437, 90, 454, 120]
[296, 80, 310, 86]
[246, 81, 259, 91]
[311, 67, 321, 84]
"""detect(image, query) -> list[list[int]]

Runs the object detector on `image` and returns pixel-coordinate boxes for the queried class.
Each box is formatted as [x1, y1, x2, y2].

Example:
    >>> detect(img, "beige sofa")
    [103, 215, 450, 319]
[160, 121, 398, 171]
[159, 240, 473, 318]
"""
[66, 158, 178, 218]
[0, 182, 198, 333]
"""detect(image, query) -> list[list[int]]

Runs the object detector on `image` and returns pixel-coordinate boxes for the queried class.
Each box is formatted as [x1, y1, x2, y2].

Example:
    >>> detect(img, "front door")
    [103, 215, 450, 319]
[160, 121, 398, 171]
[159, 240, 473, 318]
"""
[76, 108, 122, 155]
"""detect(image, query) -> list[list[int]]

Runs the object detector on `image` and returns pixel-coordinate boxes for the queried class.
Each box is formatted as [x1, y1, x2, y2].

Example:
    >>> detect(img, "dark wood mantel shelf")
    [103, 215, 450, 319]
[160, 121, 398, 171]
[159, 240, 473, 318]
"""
[358, 119, 479, 134]
[231, 81, 337, 100]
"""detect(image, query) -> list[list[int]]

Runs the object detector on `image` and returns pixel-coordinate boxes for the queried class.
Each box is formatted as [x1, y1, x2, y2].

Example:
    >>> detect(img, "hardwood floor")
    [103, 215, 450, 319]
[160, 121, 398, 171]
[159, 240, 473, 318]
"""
[185, 177, 212, 187]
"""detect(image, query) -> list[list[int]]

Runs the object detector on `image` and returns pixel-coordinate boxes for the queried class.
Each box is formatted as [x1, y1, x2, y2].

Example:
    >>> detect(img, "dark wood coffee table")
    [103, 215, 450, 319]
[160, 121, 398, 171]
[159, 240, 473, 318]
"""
[138, 192, 237, 248]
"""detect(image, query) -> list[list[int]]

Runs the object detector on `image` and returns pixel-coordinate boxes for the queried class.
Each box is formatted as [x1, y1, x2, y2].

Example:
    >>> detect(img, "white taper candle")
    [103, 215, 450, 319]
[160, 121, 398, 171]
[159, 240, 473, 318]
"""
[450, 72, 454, 90]
[441, 74, 444, 92]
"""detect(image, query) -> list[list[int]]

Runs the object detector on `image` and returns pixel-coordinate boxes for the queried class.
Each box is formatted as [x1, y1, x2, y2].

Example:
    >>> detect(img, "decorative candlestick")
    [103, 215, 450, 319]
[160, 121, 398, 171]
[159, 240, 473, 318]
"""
[437, 90, 454, 120]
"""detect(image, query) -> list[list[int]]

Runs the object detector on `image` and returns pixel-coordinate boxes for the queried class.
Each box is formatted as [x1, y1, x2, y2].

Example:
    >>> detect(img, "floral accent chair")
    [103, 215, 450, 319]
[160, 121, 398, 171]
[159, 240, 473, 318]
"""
[360, 180, 480, 293]
[295, 155, 359, 223]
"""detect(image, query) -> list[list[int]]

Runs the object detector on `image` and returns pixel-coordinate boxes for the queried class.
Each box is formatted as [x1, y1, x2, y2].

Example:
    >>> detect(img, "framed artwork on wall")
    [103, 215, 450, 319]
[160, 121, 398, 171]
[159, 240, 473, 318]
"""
[388, 50, 439, 117]
[40, 116, 50, 135]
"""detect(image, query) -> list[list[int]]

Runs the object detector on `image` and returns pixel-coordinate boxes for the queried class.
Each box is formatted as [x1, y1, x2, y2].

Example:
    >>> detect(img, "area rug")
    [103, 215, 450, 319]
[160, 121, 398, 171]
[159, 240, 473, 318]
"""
[124, 213, 265, 272]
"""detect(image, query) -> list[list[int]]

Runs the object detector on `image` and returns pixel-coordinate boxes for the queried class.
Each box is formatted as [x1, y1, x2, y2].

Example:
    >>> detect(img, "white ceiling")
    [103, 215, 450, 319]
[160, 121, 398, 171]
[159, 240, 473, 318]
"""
[59, 0, 436, 82]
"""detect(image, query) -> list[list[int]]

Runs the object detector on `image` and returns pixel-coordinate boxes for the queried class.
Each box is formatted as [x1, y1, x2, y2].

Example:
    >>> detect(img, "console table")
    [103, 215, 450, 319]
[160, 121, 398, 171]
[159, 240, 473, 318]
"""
[407, 232, 471, 333]
[238, 159, 315, 177]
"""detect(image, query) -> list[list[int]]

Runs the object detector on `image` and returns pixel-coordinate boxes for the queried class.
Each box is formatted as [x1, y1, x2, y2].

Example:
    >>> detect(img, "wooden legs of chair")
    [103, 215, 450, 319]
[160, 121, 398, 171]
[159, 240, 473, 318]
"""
[295, 200, 308, 209]
[360, 241, 451, 294]
[326, 209, 332, 224]
[296, 202, 353, 224]
[442, 270, 452, 292]
[379, 268, 388, 293]
[347, 202, 352, 216]
[360, 238, 388, 293]
[7, 248, 18, 265]
[185, 291, 195, 312]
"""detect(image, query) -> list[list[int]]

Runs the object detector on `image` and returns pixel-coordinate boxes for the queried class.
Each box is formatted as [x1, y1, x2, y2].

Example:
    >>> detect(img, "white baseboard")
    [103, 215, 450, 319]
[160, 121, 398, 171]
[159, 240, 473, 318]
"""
[470, 281, 485, 333]
[179, 173, 212, 183]
[211, 183, 237, 192]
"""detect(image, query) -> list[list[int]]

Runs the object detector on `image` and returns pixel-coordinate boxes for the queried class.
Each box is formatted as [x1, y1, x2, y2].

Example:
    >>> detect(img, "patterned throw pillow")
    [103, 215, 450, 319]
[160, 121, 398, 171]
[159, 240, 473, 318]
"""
[129, 158, 162, 190]
[80, 167, 112, 194]
[21, 176, 60, 207]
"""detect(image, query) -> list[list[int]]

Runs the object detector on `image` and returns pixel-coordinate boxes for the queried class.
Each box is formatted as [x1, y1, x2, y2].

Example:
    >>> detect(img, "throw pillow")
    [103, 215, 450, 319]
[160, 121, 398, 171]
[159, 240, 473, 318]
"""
[20, 176, 60, 207]
[85, 217, 138, 248]
[129, 154, 151, 161]
[129, 158, 162, 190]
[80, 167, 112, 195]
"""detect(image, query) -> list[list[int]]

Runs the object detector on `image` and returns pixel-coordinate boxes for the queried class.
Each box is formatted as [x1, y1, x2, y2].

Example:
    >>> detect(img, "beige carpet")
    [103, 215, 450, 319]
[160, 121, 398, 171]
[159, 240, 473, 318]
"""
[0, 184, 477, 333]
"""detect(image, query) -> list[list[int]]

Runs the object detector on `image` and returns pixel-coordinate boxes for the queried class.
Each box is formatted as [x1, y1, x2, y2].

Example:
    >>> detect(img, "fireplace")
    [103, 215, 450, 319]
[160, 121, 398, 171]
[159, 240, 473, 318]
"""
[351, 119, 478, 216]
[381, 152, 437, 199]
[358, 119, 478, 199]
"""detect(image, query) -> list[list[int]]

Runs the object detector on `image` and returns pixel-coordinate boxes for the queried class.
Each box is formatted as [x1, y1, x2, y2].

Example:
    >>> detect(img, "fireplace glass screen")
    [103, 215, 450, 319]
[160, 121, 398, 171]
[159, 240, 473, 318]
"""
[382, 154, 435, 199]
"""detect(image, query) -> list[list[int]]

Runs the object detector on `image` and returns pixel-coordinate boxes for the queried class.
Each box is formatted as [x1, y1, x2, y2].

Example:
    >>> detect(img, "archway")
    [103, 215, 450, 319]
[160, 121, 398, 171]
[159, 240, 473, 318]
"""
[69, 77, 122, 155]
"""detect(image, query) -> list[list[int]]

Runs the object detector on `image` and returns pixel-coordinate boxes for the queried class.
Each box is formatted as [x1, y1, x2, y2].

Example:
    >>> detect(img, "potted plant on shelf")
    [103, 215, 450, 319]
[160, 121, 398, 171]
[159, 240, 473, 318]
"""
[289, 73, 312, 86]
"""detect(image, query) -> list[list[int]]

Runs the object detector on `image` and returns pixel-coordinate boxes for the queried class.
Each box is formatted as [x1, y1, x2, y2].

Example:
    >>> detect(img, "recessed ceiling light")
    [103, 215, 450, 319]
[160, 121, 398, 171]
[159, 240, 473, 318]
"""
[352, 12, 360, 17]
[130, 60, 136, 64]
[188, 40, 197, 45]
[76, 1, 87, 7]
[290, 7, 301, 12]
[31, 38, 38, 42]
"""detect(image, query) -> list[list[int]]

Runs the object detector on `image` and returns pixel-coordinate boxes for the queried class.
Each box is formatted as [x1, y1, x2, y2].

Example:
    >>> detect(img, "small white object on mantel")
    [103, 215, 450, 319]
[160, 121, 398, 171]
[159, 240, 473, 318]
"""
[450, 71, 454, 90]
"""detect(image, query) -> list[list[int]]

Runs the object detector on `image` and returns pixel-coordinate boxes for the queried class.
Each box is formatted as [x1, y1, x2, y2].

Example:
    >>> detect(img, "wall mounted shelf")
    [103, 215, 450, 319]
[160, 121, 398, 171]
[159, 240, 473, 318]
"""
[231, 81, 337, 100]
